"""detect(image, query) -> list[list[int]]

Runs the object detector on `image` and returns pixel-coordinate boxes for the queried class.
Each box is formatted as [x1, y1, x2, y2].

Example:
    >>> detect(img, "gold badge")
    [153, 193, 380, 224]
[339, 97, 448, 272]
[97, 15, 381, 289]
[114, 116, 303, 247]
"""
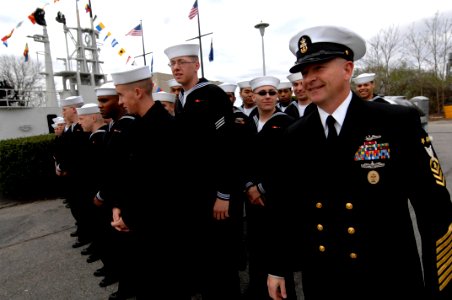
[299, 37, 308, 54]
[367, 170, 380, 184]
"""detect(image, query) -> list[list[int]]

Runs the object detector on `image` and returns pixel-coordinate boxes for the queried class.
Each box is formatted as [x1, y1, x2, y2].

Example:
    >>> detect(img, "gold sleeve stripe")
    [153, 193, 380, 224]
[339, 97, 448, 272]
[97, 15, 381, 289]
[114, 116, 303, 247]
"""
[439, 259, 451, 291]
[437, 231, 452, 259]
[437, 223, 452, 291]
[437, 223, 452, 247]
[430, 158, 446, 187]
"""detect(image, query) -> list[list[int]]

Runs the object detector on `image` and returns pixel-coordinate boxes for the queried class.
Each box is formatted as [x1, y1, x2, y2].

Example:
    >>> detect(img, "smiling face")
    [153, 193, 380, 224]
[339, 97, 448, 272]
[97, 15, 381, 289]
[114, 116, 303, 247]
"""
[355, 81, 375, 100]
[300, 57, 354, 113]
[291, 79, 309, 103]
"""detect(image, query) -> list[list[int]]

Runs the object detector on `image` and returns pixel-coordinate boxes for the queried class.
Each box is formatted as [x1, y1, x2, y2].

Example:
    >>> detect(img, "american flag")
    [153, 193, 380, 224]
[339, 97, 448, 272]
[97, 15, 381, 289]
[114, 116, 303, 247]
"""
[126, 24, 143, 36]
[188, 1, 198, 20]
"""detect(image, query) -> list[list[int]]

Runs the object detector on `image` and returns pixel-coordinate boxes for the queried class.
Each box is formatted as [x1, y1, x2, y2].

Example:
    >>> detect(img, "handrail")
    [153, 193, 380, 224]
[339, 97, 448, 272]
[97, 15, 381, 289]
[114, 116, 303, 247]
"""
[0, 88, 45, 108]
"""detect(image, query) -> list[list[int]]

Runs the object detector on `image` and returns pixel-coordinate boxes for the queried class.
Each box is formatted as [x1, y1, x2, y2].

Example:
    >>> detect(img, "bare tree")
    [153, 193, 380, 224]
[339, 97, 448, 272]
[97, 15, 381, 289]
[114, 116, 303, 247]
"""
[363, 26, 401, 95]
[0, 55, 44, 106]
[380, 26, 402, 95]
[425, 12, 452, 112]
[404, 23, 430, 95]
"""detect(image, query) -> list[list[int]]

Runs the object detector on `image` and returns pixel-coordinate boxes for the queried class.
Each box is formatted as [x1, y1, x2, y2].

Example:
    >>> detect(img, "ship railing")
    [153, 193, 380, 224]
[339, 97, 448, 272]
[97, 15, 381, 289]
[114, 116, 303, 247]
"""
[0, 88, 45, 108]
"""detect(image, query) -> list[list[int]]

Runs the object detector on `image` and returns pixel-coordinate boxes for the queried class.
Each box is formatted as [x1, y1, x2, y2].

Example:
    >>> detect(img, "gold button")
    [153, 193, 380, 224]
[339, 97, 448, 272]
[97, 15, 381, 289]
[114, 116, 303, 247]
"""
[347, 227, 355, 234]
[316, 202, 323, 209]
[350, 252, 357, 259]
[319, 245, 325, 252]
[345, 203, 353, 210]
[317, 224, 324, 231]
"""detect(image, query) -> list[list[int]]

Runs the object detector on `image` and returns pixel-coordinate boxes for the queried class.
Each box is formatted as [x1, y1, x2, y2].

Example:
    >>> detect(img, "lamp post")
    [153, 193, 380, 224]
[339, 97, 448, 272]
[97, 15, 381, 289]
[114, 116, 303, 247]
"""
[255, 21, 269, 76]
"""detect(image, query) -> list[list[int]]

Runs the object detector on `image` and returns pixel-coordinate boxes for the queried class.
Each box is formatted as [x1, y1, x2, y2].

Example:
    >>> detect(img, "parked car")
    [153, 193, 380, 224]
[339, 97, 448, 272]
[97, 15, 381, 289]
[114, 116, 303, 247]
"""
[384, 96, 428, 131]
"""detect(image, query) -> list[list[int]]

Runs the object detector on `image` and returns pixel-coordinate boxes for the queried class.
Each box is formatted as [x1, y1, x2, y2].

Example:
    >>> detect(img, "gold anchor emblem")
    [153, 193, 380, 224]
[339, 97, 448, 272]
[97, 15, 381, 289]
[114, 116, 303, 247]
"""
[299, 37, 308, 54]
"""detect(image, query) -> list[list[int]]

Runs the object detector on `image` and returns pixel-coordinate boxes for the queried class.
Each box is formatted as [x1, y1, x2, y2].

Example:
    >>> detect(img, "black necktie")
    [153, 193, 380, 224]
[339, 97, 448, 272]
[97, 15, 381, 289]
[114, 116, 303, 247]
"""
[326, 115, 337, 143]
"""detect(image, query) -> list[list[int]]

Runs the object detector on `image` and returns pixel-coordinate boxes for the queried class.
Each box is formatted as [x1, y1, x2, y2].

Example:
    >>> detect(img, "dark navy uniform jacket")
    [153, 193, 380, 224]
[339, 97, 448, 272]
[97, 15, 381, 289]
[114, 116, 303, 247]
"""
[175, 78, 234, 212]
[267, 93, 452, 300]
[97, 114, 135, 203]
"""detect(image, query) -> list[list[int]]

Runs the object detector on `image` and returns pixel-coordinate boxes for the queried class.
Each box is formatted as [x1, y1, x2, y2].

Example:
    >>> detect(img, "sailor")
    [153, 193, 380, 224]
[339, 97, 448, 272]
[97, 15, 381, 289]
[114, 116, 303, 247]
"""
[285, 72, 315, 118]
[57, 95, 92, 249]
[219, 83, 238, 103]
[276, 81, 293, 112]
[108, 65, 186, 300]
[237, 80, 256, 116]
[352, 72, 389, 103]
[164, 43, 241, 300]
[266, 25, 452, 300]
[166, 78, 183, 99]
[152, 91, 176, 116]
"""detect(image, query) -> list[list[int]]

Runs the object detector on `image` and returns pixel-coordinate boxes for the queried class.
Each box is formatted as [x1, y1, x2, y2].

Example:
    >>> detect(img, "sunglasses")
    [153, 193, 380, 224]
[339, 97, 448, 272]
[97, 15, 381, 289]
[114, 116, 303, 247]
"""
[257, 90, 277, 96]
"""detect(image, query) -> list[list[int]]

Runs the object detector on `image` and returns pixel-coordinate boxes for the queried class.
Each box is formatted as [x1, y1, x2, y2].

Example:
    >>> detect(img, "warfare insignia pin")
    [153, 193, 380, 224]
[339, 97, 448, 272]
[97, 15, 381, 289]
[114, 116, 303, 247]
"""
[367, 170, 380, 184]
[361, 161, 385, 169]
[365, 134, 381, 141]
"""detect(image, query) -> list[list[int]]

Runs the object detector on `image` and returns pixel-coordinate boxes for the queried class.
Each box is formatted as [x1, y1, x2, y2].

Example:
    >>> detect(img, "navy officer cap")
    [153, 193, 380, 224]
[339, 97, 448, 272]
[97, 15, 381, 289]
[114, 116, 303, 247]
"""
[289, 25, 366, 73]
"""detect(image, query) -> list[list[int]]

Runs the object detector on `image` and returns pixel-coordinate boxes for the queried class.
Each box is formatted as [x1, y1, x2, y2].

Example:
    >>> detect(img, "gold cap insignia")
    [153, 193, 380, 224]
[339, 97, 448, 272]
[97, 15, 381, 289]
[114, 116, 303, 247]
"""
[299, 37, 308, 54]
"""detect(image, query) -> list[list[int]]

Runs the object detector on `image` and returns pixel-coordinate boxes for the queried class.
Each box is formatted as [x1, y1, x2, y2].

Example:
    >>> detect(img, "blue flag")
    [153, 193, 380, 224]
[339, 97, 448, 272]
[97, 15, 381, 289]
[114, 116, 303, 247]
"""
[209, 39, 214, 62]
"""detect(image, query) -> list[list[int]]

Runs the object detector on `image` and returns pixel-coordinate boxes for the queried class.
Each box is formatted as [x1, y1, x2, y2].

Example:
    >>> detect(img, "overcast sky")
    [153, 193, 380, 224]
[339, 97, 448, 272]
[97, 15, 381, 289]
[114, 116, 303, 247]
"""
[1, 0, 452, 86]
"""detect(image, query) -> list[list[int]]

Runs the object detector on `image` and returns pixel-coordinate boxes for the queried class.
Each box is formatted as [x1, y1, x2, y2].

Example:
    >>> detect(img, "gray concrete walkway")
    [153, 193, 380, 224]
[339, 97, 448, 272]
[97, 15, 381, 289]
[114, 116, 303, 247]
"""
[0, 119, 451, 300]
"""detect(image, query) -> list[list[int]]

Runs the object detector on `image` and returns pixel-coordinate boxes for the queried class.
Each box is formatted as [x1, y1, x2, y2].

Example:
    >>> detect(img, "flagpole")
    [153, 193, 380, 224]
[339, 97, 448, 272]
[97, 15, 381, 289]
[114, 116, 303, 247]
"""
[140, 20, 146, 66]
[196, 2, 205, 78]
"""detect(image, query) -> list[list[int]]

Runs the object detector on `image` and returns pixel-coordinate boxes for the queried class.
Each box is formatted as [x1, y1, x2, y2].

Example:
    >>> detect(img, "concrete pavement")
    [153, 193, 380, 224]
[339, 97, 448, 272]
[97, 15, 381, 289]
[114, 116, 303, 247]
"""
[0, 119, 451, 300]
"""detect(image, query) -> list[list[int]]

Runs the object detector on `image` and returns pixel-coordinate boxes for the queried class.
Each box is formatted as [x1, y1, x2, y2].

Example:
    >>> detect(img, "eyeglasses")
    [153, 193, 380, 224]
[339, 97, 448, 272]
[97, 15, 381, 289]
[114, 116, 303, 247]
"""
[168, 60, 196, 68]
[256, 90, 277, 96]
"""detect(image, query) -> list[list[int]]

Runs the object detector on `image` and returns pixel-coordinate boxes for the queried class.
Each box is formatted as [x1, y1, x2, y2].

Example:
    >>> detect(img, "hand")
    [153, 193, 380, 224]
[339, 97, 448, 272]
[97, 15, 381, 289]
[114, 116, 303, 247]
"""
[93, 196, 103, 207]
[267, 275, 287, 300]
[247, 185, 265, 206]
[111, 207, 130, 232]
[213, 198, 229, 220]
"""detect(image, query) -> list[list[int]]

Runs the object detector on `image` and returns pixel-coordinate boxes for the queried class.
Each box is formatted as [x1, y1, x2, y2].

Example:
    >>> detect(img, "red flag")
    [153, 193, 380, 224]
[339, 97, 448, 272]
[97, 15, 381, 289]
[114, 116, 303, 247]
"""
[28, 13, 36, 24]
[1, 29, 14, 47]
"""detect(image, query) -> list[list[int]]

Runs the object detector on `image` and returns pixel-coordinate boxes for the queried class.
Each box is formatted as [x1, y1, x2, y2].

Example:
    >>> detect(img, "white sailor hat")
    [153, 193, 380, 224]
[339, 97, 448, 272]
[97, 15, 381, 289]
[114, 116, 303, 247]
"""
[164, 43, 200, 60]
[278, 81, 292, 90]
[352, 73, 376, 85]
[289, 25, 366, 73]
[287, 72, 303, 83]
[167, 78, 181, 88]
[60, 95, 84, 107]
[250, 76, 280, 91]
[52, 116, 65, 124]
[219, 83, 237, 93]
[95, 81, 117, 96]
[153, 92, 176, 103]
[111, 66, 152, 85]
[51, 124, 58, 129]
[237, 81, 251, 89]
[76, 103, 100, 115]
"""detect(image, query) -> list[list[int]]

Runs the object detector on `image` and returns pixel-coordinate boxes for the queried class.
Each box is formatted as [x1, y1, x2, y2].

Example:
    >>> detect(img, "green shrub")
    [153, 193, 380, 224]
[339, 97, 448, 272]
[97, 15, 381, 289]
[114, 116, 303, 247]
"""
[0, 134, 62, 200]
